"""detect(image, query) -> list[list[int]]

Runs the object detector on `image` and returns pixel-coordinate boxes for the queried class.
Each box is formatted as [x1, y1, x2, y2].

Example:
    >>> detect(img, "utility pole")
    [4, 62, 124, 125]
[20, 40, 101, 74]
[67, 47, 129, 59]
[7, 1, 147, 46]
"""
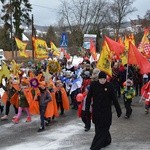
[31, 14, 35, 60]
[10, 0, 14, 59]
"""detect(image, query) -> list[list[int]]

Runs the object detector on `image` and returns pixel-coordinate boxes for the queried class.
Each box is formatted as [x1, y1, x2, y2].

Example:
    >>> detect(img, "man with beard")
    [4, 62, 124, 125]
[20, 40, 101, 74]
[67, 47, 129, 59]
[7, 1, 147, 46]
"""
[86, 71, 122, 150]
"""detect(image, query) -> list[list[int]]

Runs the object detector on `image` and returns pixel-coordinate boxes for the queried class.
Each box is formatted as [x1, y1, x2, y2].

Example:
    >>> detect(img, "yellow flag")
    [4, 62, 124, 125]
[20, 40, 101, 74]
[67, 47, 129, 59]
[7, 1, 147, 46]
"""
[50, 41, 60, 56]
[15, 37, 28, 58]
[124, 35, 130, 50]
[10, 59, 22, 76]
[96, 41, 112, 76]
[121, 33, 135, 65]
[32, 37, 48, 59]
[120, 49, 128, 65]
[0, 63, 10, 83]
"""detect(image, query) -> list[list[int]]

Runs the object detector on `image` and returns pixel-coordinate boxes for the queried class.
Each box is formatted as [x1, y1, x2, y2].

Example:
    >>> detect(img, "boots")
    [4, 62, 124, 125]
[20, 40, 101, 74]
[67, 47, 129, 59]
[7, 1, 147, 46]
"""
[26, 116, 31, 122]
[12, 117, 19, 124]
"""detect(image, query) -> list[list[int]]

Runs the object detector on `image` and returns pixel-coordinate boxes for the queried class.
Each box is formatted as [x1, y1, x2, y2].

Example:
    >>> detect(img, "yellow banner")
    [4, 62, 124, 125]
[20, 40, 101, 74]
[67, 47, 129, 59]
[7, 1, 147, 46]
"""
[15, 37, 28, 58]
[50, 41, 60, 56]
[32, 37, 48, 59]
[97, 41, 112, 76]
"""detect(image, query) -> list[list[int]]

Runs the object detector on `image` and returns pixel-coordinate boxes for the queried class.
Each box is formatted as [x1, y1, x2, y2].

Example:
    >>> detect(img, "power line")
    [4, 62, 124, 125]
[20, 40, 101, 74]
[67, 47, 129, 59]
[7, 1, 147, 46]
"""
[31, 4, 57, 12]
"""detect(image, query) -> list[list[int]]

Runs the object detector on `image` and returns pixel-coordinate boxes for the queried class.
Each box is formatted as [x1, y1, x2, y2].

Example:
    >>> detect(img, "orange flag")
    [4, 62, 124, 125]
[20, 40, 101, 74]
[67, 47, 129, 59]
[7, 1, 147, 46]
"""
[128, 42, 150, 74]
[105, 36, 124, 57]
[90, 39, 97, 60]
[117, 37, 124, 46]
[129, 33, 135, 45]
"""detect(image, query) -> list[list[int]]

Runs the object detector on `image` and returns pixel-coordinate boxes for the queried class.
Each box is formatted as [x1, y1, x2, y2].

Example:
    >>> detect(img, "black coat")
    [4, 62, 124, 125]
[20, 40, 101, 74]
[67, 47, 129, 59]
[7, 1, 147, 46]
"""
[86, 81, 122, 127]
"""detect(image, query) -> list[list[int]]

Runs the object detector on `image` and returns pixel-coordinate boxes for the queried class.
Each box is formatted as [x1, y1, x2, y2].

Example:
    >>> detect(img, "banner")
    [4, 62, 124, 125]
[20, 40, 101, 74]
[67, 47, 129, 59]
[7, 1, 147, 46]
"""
[97, 41, 112, 76]
[128, 42, 150, 74]
[138, 28, 150, 58]
[32, 37, 48, 59]
[15, 37, 28, 58]
[50, 41, 60, 56]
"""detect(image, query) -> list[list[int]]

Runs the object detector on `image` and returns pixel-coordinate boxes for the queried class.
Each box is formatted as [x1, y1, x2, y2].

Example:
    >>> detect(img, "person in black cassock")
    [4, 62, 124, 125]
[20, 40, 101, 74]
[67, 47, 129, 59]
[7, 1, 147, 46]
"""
[86, 71, 122, 150]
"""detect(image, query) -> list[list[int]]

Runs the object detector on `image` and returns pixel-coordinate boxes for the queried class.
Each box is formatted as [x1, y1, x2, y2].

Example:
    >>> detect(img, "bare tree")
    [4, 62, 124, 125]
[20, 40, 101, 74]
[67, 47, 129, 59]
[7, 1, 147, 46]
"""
[110, 0, 137, 39]
[144, 10, 150, 20]
[58, 0, 108, 47]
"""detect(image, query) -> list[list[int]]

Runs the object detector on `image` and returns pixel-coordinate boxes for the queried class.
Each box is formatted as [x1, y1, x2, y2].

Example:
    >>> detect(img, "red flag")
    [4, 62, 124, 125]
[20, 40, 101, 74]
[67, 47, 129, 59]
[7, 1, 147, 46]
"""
[141, 81, 150, 99]
[128, 42, 150, 74]
[90, 39, 97, 60]
[105, 36, 124, 57]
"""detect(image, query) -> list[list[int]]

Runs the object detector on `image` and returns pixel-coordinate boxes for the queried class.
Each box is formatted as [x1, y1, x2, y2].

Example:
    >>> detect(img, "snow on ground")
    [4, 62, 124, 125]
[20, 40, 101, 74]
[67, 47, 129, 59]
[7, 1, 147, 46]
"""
[0, 80, 90, 150]
[2, 119, 88, 150]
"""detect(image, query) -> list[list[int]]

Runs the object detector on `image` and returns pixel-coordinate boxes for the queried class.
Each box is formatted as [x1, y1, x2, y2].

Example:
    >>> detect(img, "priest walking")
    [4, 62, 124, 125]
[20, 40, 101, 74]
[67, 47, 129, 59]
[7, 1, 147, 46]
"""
[86, 71, 122, 150]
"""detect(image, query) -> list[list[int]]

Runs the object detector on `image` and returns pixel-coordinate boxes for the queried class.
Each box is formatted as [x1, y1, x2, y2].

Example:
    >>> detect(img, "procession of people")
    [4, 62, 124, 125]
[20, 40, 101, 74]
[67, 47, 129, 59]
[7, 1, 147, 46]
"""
[0, 50, 150, 150]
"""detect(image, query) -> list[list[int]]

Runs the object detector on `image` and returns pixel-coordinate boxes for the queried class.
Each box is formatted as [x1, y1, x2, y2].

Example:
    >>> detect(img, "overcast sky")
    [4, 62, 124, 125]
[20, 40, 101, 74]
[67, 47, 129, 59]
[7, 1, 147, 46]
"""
[30, 0, 150, 26]
[0, 0, 150, 26]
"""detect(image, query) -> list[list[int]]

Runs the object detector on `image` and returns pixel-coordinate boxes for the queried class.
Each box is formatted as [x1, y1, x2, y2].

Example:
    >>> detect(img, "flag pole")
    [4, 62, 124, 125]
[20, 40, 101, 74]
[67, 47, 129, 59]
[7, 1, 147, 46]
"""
[31, 14, 35, 60]
[125, 42, 130, 90]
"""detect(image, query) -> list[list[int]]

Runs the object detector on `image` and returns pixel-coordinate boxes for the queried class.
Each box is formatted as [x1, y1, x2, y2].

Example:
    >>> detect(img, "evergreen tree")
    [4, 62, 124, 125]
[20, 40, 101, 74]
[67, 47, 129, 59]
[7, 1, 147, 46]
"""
[43, 26, 59, 47]
[1, 0, 32, 40]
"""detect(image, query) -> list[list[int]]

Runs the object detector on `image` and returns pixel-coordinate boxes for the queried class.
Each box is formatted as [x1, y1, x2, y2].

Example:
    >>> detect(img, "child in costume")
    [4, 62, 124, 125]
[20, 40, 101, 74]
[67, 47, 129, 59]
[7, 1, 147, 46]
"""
[47, 83, 59, 122]
[36, 81, 51, 132]
[122, 79, 135, 118]
[1, 78, 18, 120]
[76, 85, 92, 131]
[55, 80, 70, 115]
[55, 80, 64, 115]
[12, 78, 32, 124]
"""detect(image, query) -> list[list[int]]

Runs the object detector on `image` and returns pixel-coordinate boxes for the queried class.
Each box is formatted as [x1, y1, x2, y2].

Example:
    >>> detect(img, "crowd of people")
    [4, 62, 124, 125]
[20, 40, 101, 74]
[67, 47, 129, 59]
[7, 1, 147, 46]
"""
[0, 56, 150, 149]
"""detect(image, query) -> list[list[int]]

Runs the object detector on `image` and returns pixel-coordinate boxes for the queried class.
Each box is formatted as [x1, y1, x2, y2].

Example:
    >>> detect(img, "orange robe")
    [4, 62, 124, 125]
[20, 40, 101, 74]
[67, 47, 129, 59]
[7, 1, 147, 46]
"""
[60, 87, 70, 110]
[1, 83, 19, 105]
[29, 90, 57, 118]
[10, 87, 33, 108]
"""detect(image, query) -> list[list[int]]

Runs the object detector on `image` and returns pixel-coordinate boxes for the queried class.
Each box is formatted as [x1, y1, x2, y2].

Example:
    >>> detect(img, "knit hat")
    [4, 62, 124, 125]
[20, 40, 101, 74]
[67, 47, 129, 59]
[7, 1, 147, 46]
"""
[98, 71, 107, 79]
[123, 79, 133, 87]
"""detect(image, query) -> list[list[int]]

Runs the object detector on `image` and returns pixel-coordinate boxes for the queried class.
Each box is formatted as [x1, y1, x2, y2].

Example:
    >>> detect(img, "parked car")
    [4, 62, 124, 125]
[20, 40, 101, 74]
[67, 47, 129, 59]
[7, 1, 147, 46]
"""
[0, 49, 6, 66]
